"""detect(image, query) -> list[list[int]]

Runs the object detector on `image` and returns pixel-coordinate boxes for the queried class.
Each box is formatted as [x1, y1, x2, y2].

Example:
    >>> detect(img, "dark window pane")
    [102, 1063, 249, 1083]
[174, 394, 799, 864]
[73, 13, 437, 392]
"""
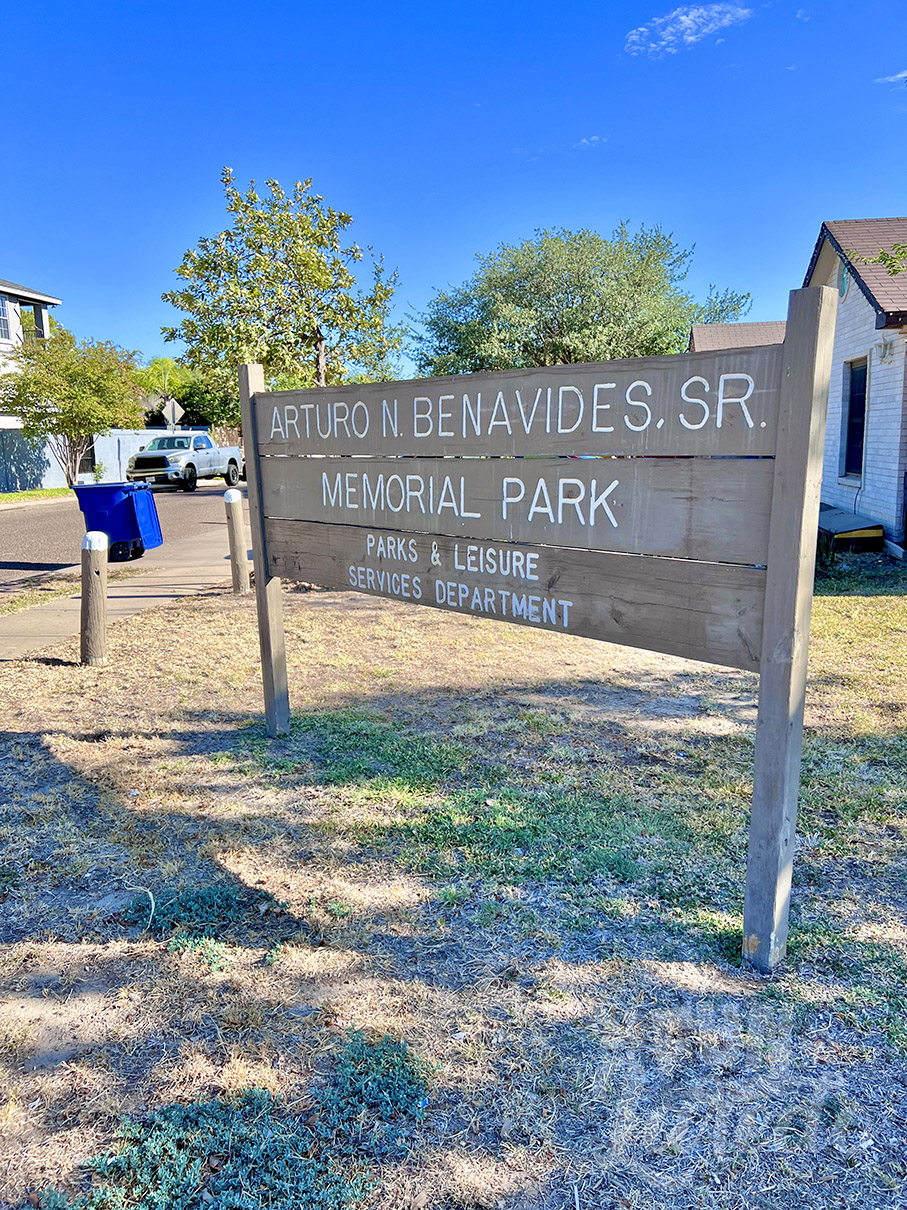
[844, 362, 867, 477]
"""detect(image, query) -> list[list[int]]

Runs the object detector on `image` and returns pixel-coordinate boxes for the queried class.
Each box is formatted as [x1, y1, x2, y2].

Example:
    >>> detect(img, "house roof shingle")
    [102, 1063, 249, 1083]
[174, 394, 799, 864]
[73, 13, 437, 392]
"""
[804, 218, 907, 327]
[688, 320, 787, 353]
[0, 277, 62, 307]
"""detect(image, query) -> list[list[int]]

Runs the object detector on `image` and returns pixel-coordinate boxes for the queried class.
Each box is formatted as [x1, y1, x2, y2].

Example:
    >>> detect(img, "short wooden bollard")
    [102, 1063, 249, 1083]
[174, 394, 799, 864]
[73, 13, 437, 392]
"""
[224, 488, 251, 594]
[80, 531, 108, 667]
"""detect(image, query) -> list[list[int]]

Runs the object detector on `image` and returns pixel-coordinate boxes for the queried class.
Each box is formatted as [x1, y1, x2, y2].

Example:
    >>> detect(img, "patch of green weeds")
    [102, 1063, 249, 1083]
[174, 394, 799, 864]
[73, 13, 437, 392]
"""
[277, 710, 749, 911]
[0, 864, 19, 902]
[814, 551, 907, 597]
[438, 885, 470, 908]
[125, 880, 278, 939]
[395, 785, 647, 887]
[516, 708, 569, 735]
[671, 908, 744, 963]
[123, 881, 282, 971]
[778, 921, 907, 1051]
[45, 1033, 429, 1209]
[292, 710, 470, 790]
[317, 1031, 430, 1150]
[0, 486, 72, 503]
[326, 900, 353, 919]
[476, 901, 505, 926]
[264, 942, 288, 966]
[166, 934, 230, 971]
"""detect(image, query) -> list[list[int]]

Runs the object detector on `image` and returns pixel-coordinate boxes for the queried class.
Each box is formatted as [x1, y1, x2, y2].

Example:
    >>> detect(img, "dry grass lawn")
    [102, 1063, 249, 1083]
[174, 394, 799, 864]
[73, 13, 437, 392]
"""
[0, 554, 905, 1209]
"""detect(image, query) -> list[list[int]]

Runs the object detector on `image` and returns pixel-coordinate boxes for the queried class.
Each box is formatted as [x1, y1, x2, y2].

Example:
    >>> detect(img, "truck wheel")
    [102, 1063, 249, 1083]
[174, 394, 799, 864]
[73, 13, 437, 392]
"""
[182, 465, 198, 492]
[224, 462, 239, 487]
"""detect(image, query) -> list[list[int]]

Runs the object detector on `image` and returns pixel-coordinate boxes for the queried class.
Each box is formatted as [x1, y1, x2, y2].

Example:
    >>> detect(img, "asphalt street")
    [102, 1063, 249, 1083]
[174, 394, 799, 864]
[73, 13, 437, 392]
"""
[0, 481, 247, 586]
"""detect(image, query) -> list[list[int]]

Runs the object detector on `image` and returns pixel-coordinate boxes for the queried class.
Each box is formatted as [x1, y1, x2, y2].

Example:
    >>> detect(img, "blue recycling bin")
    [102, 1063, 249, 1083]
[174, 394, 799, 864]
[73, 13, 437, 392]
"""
[72, 481, 164, 562]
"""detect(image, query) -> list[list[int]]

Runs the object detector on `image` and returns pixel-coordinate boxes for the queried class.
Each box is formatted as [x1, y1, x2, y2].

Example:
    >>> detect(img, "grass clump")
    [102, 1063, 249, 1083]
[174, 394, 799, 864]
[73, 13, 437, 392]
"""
[124, 881, 281, 969]
[45, 1089, 363, 1209]
[44, 1034, 429, 1209]
[314, 1032, 431, 1157]
[125, 880, 278, 939]
[292, 710, 470, 789]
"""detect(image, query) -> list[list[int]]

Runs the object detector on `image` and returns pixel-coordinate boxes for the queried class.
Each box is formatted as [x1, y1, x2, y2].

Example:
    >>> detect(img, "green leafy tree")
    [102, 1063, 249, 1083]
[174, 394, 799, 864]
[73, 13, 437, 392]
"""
[134, 357, 232, 428]
[175, 375, 241, 429]
[413, 225, 750, 375]
[854, 243, 907, 276]
[136, 356, 194, 409]
[162, 168, 403, 392]
[0, 321, 143, 485]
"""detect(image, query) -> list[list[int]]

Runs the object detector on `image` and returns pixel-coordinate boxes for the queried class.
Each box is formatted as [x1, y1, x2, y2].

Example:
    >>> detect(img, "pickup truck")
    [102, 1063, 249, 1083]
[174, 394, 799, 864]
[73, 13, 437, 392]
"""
[126, 432, 244, 492]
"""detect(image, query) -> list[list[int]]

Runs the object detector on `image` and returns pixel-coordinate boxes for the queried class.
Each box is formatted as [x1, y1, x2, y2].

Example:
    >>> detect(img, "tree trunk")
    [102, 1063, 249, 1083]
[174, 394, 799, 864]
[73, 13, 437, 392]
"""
[315, 335, 327, 388]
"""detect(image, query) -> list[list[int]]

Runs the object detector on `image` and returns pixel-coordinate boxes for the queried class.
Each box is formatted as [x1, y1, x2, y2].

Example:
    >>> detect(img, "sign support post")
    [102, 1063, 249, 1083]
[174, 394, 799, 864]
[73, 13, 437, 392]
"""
[239, 363, 291, 737]
[743, 286, 837, 972]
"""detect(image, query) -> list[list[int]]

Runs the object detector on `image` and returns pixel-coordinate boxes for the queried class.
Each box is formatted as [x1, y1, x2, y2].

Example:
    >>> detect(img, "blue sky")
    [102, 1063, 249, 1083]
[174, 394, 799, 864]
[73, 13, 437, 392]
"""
[3, 0, 905, 366]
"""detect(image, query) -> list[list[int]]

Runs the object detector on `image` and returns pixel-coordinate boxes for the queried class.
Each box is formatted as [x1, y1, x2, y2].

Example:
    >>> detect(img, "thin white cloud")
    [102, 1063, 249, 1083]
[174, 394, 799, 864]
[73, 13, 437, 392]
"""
[796, 9, 809, 20]
[875, 68, 907, 83]
[625, 3, 752, 57]
[574, 135, 607, 149]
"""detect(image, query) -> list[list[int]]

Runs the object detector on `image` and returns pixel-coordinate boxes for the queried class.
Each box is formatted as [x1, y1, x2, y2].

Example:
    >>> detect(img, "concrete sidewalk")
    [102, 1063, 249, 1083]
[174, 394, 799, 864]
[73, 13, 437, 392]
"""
[0, 516, 252, 662]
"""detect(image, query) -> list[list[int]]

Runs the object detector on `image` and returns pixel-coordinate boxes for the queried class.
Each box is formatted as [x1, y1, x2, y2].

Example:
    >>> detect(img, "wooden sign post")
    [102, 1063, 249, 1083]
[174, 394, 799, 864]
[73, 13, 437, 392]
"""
[239, 285, 836, 971]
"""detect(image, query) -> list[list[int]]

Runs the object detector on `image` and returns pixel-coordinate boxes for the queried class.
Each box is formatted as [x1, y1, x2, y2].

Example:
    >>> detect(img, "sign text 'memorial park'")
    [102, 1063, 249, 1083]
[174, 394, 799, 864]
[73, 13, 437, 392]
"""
[239, 287, 838, 973]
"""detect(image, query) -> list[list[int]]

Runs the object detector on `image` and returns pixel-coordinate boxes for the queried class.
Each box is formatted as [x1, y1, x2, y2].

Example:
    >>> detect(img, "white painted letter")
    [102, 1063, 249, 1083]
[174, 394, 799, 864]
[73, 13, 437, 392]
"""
[502, 477, 526, 519]
[717, 374, 755, 428]
[624, 380, 652, 431]
[527, 477, 555, 523]
[413, 397, 433, 437]
[322, 472, 342, 508]
[488, 391, 513, 434]
[382, 398, 398, 437]
[557, 386, 584, 434]
[588, 478, 619, 528]
[438, 395, 454, 438]
[557, 478, 586, 524]
[679, 376, 710, 430]
[592, 383, 616, 433]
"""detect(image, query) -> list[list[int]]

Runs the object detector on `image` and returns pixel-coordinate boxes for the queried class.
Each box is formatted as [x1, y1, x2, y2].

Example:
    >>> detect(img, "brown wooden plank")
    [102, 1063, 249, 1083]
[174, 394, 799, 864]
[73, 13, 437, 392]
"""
[239, 363, 291, 737]
[255, 344, 783, 458]
[743, 286, 838, 972]
[259, 455, 774, 566]
[265, 518, 766, 671]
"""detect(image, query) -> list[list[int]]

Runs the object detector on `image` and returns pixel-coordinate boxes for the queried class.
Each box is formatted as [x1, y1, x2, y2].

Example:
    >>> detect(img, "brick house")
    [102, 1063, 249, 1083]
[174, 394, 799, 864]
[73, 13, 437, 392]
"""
[690, 219, 907, 548]
[804, 218, 907, 546]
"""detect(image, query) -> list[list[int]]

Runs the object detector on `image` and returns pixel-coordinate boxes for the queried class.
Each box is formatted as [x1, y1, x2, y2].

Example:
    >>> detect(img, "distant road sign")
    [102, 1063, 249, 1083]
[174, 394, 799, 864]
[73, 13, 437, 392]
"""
[162, 398, 185, 428]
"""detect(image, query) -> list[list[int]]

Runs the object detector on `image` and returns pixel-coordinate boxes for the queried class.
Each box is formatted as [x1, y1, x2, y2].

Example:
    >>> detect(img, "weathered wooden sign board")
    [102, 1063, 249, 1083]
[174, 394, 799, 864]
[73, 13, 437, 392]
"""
[239, 286, 837, 972]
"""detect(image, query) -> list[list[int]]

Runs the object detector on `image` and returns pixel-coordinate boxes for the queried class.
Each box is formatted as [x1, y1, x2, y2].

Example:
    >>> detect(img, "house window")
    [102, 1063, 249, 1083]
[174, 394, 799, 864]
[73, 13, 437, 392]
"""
[843, 359, 867, 478]
[78, 443, 96, 476]
[0, 298, 9, 342]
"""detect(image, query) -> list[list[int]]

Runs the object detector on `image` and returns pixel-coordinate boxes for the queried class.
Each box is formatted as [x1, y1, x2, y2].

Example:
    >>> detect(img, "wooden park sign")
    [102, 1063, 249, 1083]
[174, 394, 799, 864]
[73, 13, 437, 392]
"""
[239, 286, 837, 972]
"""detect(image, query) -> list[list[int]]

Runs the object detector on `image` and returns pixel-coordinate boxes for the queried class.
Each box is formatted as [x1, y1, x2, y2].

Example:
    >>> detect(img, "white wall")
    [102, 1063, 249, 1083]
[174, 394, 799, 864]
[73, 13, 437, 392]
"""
[92, 430, 154, 481]
[817, 258, 907, 541]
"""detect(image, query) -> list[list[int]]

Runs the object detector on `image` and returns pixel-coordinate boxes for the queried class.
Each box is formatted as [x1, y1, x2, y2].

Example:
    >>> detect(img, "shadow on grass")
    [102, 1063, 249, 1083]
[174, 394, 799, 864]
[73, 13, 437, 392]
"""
[3, 661, 907, 1207]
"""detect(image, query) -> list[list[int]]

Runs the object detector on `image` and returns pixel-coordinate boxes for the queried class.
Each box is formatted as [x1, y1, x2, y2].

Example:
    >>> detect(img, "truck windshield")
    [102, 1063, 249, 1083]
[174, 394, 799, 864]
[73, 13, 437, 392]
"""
[144, 437, 191, 451]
